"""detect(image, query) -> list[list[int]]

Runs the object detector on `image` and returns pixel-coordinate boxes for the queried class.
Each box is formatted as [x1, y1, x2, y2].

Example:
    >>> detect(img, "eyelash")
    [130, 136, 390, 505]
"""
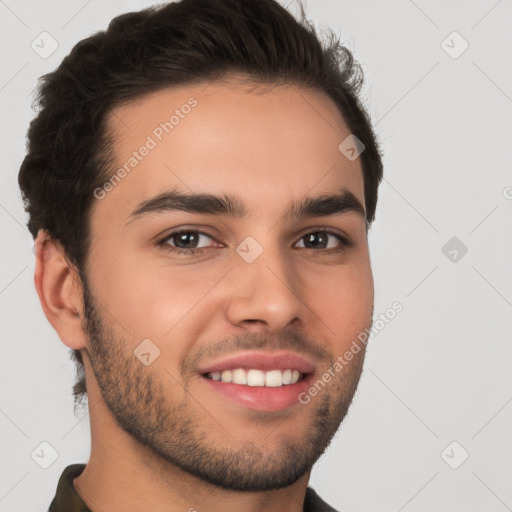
[157, 229, 350, 255]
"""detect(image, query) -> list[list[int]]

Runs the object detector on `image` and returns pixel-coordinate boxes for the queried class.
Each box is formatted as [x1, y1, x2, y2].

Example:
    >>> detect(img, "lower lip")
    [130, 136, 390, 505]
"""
[201, 374, 314, 412]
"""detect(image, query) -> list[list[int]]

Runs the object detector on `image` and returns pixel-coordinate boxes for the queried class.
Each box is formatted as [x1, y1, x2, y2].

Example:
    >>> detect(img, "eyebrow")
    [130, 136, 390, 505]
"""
[129, 188, 366, 223]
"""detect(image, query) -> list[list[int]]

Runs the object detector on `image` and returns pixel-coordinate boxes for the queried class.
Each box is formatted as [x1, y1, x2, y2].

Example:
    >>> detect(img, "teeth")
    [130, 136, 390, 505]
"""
[232, 368, 247, 385]
[221, 370, 232, 383]
[247, 369, 265, 386]
[265, 369, 282, 387]
[207, 368, 304, 387]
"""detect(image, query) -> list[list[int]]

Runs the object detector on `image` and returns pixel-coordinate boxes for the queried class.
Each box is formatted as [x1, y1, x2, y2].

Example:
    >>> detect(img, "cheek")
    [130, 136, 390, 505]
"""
[302, 261, 374, 350]
[88, 250, 222, 342]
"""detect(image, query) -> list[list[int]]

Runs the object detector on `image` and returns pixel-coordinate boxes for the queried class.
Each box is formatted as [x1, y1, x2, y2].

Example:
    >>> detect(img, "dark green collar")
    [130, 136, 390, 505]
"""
[48, 464, 91, 512]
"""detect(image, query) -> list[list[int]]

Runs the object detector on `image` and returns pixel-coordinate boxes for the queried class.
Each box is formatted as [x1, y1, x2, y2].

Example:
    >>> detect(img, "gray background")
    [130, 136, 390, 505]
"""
[1, 0, 511, 511]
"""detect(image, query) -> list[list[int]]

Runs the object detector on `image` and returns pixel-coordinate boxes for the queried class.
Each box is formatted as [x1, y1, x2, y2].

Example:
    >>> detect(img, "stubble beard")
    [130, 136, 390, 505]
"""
[80, 276, 367, 491]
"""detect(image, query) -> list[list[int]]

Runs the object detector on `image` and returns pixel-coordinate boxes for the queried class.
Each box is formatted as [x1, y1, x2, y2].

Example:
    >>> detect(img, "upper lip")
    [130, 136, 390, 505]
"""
[198, 350, 316, 375]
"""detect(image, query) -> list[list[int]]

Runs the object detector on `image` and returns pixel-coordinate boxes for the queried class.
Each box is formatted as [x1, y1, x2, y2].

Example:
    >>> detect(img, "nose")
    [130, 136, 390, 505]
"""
[225, 244, 305, 331]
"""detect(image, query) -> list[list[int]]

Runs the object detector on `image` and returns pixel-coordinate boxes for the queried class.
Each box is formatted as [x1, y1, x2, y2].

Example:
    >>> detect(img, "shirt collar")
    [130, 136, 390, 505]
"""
[48, 464, 91, 512]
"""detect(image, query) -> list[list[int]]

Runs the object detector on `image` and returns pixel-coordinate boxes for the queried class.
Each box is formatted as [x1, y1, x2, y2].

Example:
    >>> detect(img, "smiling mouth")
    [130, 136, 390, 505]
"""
[198, 351, 316, 410]
[204, 368, 306, 387]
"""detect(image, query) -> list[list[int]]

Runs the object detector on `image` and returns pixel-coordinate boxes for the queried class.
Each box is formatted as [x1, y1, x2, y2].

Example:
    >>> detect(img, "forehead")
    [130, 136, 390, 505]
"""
[95, 78, 365, 222]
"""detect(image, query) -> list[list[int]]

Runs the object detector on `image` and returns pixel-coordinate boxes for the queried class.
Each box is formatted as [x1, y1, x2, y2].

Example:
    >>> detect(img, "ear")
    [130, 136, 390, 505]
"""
[34, 230, 88, 351]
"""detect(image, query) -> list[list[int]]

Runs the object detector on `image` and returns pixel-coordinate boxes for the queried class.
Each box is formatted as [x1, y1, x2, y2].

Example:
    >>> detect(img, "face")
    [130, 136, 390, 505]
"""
[81, 77, 374, 491]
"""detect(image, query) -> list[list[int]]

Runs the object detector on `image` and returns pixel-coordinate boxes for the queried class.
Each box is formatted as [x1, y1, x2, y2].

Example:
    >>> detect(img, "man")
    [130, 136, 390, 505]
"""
[19, 0, 383, 510]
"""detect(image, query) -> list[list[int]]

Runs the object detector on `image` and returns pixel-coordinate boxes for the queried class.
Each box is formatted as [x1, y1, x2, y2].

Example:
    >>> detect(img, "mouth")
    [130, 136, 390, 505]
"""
[198, 351, 316, 411]
[205, 368, 306, 387]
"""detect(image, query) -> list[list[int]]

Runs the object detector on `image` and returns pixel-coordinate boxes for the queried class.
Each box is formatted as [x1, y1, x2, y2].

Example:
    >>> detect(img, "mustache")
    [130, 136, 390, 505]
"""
[181, 330, 333, 376]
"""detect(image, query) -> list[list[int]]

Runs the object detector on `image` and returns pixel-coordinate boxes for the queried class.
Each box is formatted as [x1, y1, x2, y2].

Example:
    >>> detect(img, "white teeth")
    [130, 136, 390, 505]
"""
[247, 369, 265, 386]
[265, 369, 283, 387]
[282, 369, 292, 385]
[232, 368, 247, 385]
[221, 370, 232, 383]
[207, 368, 304, 387]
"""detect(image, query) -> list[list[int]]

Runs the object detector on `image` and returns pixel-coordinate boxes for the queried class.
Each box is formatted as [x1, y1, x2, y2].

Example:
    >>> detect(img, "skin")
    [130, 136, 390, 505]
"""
[35, 76, 374, 512]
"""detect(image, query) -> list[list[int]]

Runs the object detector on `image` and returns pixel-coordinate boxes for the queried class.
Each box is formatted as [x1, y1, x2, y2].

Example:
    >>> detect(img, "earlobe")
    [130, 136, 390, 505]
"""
[34, 230, 87, 351]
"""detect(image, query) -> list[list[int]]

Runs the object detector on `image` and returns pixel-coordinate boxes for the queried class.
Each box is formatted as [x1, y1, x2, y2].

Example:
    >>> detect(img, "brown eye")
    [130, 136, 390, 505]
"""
[159, 230, 218, 254]
[295, 231, 346, 250]
[171, 231, 201, 249]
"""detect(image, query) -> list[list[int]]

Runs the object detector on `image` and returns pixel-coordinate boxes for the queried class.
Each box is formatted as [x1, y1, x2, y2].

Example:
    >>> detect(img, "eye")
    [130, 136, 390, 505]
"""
[159, 229, 219, 254]
[294, 231, 347, 250]
[158, 228, 349, 256]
